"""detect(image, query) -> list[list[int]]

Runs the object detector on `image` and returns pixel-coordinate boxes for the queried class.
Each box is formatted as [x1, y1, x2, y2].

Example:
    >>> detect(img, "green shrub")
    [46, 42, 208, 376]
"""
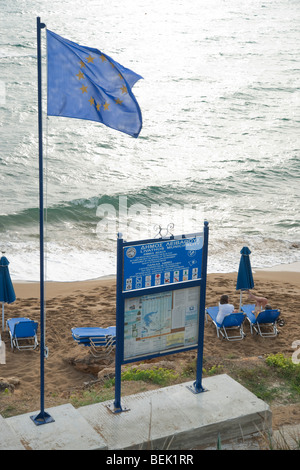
[266, 353, 300, 395]
[121, 366, 179, 386]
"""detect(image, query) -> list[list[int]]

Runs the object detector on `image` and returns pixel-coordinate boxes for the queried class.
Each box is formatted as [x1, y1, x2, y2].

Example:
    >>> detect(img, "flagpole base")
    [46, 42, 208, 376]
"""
[30, 411, 55, 426]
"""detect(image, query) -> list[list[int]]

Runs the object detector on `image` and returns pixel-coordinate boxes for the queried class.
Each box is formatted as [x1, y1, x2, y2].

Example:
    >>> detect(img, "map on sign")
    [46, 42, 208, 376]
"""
[123, 286, 200, 360]
[123, 235, 203, 292]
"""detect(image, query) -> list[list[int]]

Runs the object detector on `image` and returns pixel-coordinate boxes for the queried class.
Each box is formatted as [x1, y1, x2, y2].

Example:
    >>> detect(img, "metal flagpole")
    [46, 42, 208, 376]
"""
[30, 17, 54, 426]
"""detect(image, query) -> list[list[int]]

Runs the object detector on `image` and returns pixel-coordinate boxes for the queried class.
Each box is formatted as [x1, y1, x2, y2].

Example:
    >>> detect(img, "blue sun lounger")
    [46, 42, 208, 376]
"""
[205, 306, 246, 341]
[71, 326, 116, 357]
[241, 304, 280, 337]
[7, 317, 39, 351]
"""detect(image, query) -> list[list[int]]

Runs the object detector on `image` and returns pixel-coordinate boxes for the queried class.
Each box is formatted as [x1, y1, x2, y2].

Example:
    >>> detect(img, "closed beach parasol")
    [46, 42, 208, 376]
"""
[0, 255, 16, 331]
[236, 246, 254, 310]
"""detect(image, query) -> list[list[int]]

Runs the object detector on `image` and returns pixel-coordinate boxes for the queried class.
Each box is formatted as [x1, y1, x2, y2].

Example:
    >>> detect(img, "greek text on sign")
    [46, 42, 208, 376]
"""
[123, 235, 203, 292]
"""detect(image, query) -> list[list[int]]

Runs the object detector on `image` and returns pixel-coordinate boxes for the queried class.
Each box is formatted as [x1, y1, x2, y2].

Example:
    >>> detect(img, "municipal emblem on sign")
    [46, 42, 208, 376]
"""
[126, 247, 136, 258]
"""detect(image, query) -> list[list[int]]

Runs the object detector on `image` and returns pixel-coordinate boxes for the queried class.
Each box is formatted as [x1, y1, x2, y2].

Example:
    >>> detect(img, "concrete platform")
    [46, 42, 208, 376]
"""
[4, 403, 107, 450]
[0, 374, 272, 450]
[79, 374, 272, 449]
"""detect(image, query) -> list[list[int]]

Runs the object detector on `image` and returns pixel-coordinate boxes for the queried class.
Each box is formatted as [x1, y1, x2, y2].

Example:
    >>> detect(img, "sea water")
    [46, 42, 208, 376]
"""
[0, 0, 299, 281]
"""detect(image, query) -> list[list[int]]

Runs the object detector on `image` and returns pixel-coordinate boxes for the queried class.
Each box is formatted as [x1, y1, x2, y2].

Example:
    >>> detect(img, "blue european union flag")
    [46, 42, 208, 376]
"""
[46, 30, 143, 138]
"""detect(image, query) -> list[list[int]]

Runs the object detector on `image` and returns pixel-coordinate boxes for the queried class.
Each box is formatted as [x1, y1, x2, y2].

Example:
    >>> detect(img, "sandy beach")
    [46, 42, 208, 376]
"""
[1, 268, 299, 437]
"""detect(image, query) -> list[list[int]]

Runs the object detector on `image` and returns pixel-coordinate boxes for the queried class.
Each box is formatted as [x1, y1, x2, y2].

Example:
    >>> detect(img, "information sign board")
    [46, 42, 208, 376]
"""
[123, 235, 203, 292]
[124, 286, 200, 361]
[112, 222, 209, 412]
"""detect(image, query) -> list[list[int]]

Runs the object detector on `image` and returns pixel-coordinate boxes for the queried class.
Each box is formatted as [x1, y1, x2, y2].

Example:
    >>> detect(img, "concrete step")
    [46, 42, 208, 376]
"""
[79, 374, 272, 450]
[1, 375, 272, 450]
[0, 414, 25, 450]
[3, 403, 107, 450]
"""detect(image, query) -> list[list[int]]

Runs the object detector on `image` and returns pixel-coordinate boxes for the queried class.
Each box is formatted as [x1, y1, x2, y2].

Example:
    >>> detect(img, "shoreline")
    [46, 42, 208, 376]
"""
[255, 261, 300, 273]
[13, 261, 300, 283]
[12, 265, 300, 301]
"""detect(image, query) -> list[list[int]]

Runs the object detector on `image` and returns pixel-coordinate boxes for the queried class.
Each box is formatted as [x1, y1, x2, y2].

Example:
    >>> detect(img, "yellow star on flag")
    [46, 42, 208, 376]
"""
[76, 70, 84, 80]
[100, 54, 107, 62]
[80, 84, 88, 94]
[86, 54, 94, 63]
[103, 102, 110, 111]
[80, 60, 85, 68]
[96, 102, 101, 111]
[121, 85, 128, 94]
[88, 97, 95, 106]
[115, 98, 123, 105]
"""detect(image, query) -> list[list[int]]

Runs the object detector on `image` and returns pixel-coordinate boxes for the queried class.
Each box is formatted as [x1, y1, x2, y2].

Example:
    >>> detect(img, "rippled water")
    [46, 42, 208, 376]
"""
[0, 0, 299, 281]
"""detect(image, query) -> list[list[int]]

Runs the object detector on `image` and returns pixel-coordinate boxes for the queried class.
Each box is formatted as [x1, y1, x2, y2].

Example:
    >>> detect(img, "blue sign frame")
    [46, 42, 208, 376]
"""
[111, 221, 209, 413]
